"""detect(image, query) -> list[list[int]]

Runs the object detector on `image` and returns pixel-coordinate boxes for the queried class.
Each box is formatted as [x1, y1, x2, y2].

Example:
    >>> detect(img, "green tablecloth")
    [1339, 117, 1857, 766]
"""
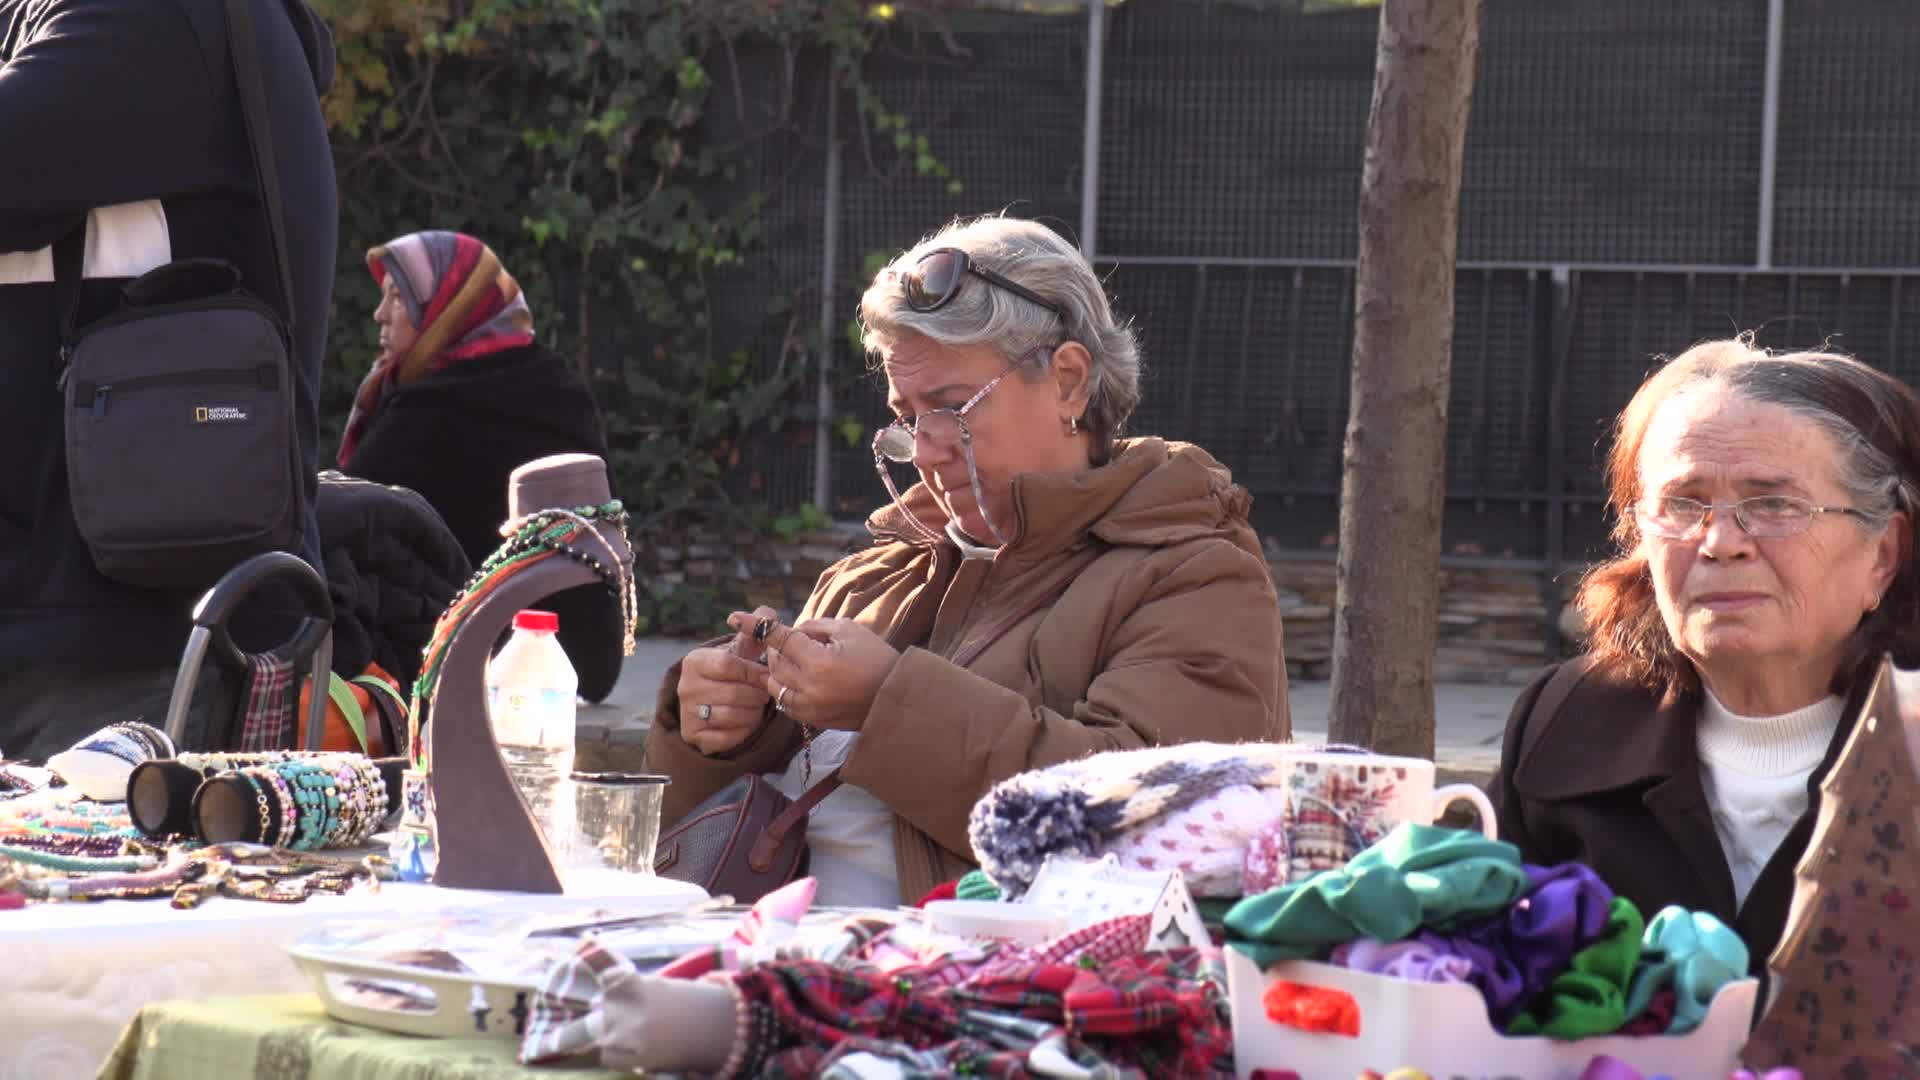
[98, 995, 633, 1080]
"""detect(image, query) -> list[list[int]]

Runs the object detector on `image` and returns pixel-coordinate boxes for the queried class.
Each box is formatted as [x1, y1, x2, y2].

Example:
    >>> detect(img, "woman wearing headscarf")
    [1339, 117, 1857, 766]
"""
[338, 229, 623, 702]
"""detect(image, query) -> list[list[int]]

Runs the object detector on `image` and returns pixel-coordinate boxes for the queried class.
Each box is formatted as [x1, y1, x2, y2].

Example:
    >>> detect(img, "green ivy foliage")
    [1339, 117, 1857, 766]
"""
[312, 0, 921, 531]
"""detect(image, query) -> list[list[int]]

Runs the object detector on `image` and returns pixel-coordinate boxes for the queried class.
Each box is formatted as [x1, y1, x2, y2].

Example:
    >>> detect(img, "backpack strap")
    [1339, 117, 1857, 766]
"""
[220, 0, 294, 331]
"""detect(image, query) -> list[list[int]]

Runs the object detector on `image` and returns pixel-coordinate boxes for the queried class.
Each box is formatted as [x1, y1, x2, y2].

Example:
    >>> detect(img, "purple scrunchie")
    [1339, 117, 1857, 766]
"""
[1415, 862, 1615, 1025]
[1330, 939, 1476, 983]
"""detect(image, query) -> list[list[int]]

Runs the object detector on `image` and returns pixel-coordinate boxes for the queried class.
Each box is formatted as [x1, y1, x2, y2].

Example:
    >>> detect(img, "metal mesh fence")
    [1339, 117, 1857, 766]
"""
[697, 0, 1920, 565]
[1774, 0, 1920, 267]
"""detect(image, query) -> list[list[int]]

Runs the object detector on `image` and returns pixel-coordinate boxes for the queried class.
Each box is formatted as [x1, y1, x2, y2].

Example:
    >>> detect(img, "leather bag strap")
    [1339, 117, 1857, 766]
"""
[749, 766, 844, 871]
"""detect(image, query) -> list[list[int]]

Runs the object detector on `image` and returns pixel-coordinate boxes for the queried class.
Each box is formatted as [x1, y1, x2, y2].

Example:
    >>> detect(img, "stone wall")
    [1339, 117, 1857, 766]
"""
[1268, 545, 1573, 685]
[637, 523, 1571, 684]
[637, 522, 871, 622]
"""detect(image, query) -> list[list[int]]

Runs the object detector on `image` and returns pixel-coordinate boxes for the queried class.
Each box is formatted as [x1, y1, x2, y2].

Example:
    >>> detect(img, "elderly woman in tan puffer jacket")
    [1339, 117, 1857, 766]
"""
[645, 215, 1289, 905]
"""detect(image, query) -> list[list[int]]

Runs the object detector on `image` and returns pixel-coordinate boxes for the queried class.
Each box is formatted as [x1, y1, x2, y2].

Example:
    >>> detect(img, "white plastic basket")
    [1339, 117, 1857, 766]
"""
[289, 946, 544, 1040]
[1224, 947, 1759, 1080]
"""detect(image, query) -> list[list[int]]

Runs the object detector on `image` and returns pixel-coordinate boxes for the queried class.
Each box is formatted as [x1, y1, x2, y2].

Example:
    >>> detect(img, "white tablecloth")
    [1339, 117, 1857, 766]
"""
[0, 874, 706, 1079]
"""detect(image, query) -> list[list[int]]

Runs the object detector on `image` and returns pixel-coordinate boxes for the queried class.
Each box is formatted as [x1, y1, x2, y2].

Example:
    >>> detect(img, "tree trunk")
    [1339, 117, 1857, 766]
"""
[1327, 0, 1482, 758]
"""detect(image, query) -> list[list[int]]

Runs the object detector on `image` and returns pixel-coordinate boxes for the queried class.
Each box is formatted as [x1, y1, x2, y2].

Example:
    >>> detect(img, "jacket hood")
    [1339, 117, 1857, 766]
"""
[868, 437, 1263, 566]
[284, 0, 335, 96]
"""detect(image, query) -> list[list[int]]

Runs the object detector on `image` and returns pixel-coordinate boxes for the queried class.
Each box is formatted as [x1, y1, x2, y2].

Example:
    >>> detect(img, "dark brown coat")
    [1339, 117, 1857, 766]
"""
[1489, 657, 1866, 977]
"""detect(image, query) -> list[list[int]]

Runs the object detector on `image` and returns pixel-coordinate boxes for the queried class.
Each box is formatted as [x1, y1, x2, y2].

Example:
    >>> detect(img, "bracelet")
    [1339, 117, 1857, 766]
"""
[242, 772, 273, 845]
[711, 978, 779, 1079]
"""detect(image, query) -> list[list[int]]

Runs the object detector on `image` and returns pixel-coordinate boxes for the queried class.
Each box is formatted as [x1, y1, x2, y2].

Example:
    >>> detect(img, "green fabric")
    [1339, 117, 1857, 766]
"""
[97, 994, 629, 1080]
[325, 672, 369, 754]
[956, 869, 1002, 901]
[1196, 896, 1238, 930]
[1223, 823, 1528, 968]
[1506, 896, 1646, 1038]
[1623, 905, 1750, 1034]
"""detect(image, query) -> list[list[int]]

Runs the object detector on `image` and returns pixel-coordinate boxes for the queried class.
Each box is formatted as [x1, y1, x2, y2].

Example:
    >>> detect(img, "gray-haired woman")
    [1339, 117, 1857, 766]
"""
[645, 215, 1289, 905]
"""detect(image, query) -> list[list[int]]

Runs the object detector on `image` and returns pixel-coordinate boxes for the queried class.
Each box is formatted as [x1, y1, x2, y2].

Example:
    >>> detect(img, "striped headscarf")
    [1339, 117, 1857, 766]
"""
[338, 230, 536, 466]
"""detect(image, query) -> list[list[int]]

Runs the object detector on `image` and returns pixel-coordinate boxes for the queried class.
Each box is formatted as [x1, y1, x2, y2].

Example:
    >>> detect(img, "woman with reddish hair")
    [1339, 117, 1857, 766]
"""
[338, 230, 622, 701]
[1490, 337, 1920, 972]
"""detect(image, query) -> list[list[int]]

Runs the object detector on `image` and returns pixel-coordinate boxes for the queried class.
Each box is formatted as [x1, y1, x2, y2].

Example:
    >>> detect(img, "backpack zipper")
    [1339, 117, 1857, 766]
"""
[78, 364, 278, 419]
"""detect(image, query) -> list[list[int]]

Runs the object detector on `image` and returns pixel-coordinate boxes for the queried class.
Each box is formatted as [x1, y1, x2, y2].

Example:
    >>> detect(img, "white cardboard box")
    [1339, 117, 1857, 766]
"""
[1224, 946, 1758, 1080]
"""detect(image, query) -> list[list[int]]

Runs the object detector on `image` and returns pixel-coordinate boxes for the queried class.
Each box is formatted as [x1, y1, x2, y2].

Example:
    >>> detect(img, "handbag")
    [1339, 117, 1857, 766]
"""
[52, 0, 302, 591]
[652, 768, 842, 902]
[651, 545, 1103, 902]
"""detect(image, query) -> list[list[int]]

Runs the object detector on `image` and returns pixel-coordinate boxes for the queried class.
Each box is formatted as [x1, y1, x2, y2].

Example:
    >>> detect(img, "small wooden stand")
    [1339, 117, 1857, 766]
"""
[426, 454, 629, 893]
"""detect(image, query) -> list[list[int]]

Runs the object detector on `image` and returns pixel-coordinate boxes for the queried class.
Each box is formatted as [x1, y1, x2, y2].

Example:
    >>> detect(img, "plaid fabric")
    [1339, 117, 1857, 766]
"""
[519, 938, 631, 1063]
[238, 652, 296, 752]
[736, 946, 1234, 1079]
[962, 914, 1151, 987]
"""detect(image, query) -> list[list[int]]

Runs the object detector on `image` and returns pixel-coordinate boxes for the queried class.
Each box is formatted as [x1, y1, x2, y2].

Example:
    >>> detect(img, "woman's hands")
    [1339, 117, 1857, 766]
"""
[724, 607, 902, 732]
[673, 614, 775, 754]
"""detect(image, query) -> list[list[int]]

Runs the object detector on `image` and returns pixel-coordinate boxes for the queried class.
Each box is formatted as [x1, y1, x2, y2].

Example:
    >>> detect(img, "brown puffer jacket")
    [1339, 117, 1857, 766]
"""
[645, 437, 1289, 902]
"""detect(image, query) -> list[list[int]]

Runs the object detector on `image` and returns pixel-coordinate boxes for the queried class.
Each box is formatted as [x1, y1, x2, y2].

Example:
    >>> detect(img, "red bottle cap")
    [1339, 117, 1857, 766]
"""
[513, 609, 559, 633]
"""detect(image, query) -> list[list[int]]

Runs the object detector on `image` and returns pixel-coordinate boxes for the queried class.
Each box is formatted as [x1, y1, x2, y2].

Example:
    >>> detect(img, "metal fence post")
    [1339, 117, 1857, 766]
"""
[1543, 266, 1575, 656]
[813, 72, 843, 513]
[1079, 0, 1105, 259]
[1756, 0, 1785, 269]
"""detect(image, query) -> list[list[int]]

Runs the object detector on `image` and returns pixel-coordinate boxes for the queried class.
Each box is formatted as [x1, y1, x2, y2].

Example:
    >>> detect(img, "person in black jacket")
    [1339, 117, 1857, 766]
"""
[0, 0, 337, 761]
[1491, 339, 1920, 981]
[339, 229, 625, 703]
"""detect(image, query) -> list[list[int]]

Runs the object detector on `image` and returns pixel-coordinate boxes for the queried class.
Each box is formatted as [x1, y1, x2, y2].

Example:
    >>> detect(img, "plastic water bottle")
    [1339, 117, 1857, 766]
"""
[486, 609, 578, 858]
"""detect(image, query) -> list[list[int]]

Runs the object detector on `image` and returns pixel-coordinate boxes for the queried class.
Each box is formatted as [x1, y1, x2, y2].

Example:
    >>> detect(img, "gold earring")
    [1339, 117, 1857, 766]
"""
[1067, 416, 1081, 436]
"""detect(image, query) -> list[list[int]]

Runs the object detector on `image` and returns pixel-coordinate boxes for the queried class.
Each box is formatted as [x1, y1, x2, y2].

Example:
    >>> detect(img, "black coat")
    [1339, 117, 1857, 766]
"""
[340, 343, 623, 702]
[0, 0, 337, 666]
[316, 472, 469, 687]
[1490, 657, 1864, 983]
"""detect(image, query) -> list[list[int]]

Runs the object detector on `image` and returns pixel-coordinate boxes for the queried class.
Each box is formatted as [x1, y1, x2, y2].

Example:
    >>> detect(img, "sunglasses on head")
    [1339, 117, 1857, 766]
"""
[895, 247, 1066, 322]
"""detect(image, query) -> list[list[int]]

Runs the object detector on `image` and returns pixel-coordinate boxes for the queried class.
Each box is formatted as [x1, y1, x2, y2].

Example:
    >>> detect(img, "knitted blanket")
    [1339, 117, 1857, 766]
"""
[967, 742, 1300, 892]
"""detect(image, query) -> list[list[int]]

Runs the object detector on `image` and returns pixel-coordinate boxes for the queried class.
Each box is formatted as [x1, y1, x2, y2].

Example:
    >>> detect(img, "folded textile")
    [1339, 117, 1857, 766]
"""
[1412, 861, 1615, 1027]
[729, 947, 1234, 1079]
[969, 742, 1298, 892]
[1107, 785, 1292, 896]
[1223, 823, 1529, 968]
[1622, 906, 1749, 1034]
[1505, 896, 1645, 1038]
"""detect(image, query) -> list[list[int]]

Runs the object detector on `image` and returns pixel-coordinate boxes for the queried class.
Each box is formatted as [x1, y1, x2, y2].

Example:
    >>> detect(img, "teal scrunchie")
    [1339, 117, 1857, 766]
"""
[1622, 905, 1750, 1033]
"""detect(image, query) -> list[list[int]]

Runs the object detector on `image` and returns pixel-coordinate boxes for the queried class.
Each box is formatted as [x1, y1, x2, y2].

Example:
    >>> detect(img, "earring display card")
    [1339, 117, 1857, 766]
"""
[1745, 655, 1920, 1076]
[1020, 853, 1210, 951]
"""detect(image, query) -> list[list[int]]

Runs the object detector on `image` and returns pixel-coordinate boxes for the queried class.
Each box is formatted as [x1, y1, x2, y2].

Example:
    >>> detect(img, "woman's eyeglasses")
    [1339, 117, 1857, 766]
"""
[871, 364, 1019, 465]
[893, 248, 1065, 322]
[1635, 494, 1875, 539]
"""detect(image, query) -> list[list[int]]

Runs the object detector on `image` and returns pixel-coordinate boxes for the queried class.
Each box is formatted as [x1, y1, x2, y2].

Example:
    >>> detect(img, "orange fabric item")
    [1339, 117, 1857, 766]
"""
[1262, 979, 1361, 1037]
[296, 662, 400, 756]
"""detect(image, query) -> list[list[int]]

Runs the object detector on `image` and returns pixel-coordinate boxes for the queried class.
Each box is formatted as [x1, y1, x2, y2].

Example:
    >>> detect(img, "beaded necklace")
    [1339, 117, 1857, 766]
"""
[407, 500, 637, 768]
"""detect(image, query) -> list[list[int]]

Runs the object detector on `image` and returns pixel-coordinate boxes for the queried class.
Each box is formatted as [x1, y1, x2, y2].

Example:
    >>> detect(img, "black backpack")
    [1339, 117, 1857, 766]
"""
[51, 0, 302, 592]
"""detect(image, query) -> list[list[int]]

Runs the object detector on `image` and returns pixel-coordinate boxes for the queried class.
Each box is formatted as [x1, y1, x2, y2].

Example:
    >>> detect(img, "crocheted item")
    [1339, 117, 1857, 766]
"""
[954, 869, 1002, 901]
[968, 742, 1297, 892]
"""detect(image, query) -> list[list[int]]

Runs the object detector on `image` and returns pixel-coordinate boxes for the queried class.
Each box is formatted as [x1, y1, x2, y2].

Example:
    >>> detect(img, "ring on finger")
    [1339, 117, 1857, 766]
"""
[776, 686, 791, 712]
[697, 704, 712, 721]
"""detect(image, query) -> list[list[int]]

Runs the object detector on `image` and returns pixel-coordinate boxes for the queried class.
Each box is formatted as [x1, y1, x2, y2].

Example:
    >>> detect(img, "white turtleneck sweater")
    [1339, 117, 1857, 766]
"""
[1695, 689, 1842, 909]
